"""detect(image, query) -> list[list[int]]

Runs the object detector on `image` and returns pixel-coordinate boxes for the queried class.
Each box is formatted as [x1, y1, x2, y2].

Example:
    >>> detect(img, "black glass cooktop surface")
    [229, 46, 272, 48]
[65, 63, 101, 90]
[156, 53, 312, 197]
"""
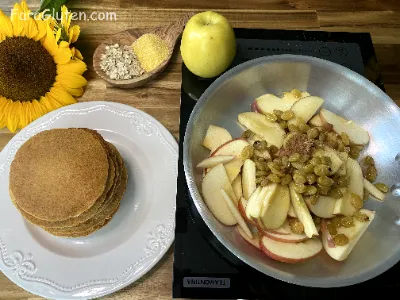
[173, 28, 398, 299]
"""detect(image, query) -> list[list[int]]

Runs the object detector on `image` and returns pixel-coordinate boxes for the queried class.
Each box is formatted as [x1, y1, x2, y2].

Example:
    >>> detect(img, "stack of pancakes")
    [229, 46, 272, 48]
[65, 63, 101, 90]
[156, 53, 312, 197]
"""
[9, 128, 128, 237]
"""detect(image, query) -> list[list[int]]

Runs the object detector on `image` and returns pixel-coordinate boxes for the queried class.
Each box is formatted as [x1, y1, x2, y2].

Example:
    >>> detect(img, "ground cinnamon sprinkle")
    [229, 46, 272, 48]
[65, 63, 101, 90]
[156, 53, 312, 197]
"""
[280, 133, 315, 157]
[0, 37, 56, 101]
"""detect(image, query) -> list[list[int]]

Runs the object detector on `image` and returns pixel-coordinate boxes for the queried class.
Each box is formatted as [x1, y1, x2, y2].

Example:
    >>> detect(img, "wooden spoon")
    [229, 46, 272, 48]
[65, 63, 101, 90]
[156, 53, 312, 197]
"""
[93, 15, 190, 88]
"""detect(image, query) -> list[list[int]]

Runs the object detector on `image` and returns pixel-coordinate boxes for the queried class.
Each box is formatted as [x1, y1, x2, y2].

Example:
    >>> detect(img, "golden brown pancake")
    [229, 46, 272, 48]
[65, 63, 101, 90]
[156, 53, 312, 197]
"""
[9, 128, 110, 221]
[13, 140, 118, 228]
[45, 160, 128, 237]
[44, 144, 125, 234]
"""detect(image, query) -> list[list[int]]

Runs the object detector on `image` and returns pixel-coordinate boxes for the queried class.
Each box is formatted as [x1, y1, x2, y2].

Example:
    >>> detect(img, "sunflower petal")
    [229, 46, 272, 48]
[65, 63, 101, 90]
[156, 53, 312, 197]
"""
[0, 97, 11, 128]
[40, 95, 63, 111]
[71, 47, 84, 60]
[42, 23, 59, 56]
[10, 3, 25, 36]
[59, 41, 70, 48]
[16, 1, 39, 39]
[57, 59, 87, 75]
[55, 27, 61, 42]
[62, 6, 72, 30]
[56, 73, 87, 89]
[0, 10, 13, 39]
[54, 82, 84, 97]
[6, 101, 20, 132]
[47, 86, 77, 106]
[35, 99, 48, 116]
[53, 47, 72, 65]
[33, 19, 47, 41]
[17, 101, 26, 129]
[69, 25, 80, 43]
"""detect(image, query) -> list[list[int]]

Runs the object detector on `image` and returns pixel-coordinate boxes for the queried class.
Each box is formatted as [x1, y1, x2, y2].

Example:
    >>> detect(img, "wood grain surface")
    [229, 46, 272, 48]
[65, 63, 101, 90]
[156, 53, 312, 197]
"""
[1, 0, 400, 299]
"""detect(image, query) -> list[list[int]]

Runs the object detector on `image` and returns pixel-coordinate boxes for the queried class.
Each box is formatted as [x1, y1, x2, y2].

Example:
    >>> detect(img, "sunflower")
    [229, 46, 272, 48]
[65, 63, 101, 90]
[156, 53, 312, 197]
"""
[0, 1, 87, 133]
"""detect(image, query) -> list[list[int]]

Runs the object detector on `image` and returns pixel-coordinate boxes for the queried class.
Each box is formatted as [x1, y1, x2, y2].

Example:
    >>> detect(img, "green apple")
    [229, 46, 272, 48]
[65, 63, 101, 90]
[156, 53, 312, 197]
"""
[180, 11, 236, 78]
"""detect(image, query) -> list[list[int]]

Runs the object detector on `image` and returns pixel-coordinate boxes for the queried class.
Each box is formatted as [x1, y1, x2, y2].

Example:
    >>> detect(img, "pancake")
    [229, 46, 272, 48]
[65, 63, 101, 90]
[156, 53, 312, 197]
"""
[9, 128, 110, 221]
[45, 159, 128, 237]
[14, 140, 118, 228]
[43, 143, 124, 233]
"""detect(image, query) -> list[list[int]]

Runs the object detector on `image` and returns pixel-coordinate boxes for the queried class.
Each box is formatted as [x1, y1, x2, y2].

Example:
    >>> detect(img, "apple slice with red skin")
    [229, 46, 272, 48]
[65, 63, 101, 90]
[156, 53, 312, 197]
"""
[221, 190, 253, 239]
[320, 219, 335, 248]
[321, 209, 375, 261]
[288, 96, 324, 125]
[264, 230, 309, 243]
[209, 138, 249, 183]
[210, 138, 249, 157]
[238, 197, 256, 226]
[266, 220, 291, 235]
[260, 235, 323, 264]
[255, 93, 297, 115]
[196, 155, 235, 168]
[237, 225, 261, 250]
[320, 109, 370, 145]
[201, 164, 237, 225]
[203, 125, 232, 152]
[251, 100, 261, 113]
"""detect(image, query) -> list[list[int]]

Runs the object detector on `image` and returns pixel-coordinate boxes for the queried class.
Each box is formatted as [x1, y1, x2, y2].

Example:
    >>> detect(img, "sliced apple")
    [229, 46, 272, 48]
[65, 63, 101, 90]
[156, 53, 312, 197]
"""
[242, 159, 256, 200]
[201, 164, 237, 225]
[245, 187, 262, 221]
[264, 230, 309, 243]
[309, 114, 324, 127]
[196, 155, 235, 169]
[255, 93, 297, 115]
[320, 109, 369, 145]
[336, 151, 349, 176]
[246, 184, 277, 219]
[320, 219, 335, 248]
[224, 158, 244, 183]
[322, 146, 344, 175]
[288, 204, 297, 218]
[260, 185, 290, 230]
[260, 236, 322, 263]
[238, 112, 286, 148]
[237, 225, 260, 249]
[238, 197, 255, 225]
[363, 178, 385, 201]
[210, 138, 249, 157]
[232, 175, 243, 200]
[333, 158, 364, 216]
[251, 100, 261, 113]
[209, 139, 248, 183]
[282, 89, 310, 102]
[203, 125, 233, 152]
[305, 195, 336, 219]
[288, 96, 324, 125]
[289, 183, 319, 238]
[221, 189, 253, 238]
[266, 220, 292, 235]
[248, 184, 279, 219]
[322, 209, 375, 261]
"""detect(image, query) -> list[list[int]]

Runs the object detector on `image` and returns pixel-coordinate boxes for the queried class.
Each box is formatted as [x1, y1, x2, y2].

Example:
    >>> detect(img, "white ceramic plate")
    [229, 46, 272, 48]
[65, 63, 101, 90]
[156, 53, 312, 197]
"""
[0, 102, 178, 299]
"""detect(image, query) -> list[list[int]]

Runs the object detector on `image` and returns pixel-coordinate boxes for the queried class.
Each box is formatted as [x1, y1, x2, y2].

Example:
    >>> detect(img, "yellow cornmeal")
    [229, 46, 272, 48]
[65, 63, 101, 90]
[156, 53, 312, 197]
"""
[131, 34, 169, 72]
